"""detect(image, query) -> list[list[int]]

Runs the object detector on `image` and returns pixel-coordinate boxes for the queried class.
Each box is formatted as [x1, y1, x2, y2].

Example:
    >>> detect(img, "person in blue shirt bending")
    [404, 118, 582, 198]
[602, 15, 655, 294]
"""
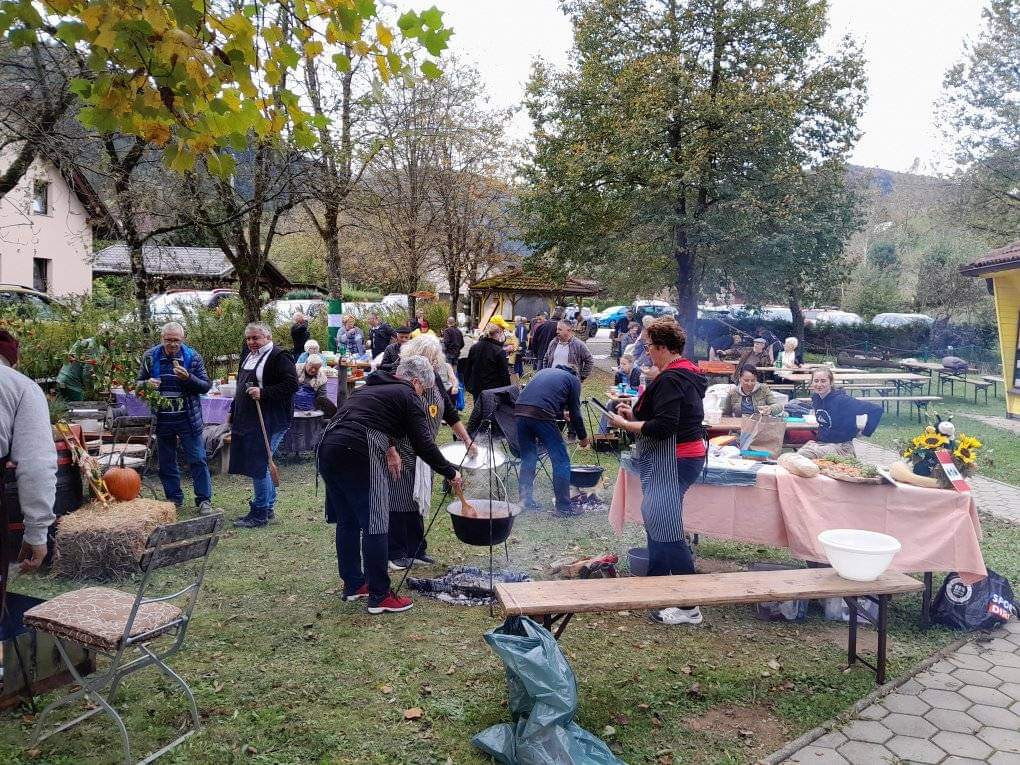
[514, 365, 590, 516]
[798, 367, 883, 460]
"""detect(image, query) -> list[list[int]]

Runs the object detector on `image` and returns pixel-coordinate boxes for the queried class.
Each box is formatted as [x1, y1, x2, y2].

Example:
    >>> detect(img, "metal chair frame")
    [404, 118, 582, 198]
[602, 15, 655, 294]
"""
[31, 514, 224, 765]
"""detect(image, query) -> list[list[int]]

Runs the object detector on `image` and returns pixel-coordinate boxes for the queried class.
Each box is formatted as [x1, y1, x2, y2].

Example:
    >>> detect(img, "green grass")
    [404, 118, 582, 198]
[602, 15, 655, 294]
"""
[1, 369, 1017, 764]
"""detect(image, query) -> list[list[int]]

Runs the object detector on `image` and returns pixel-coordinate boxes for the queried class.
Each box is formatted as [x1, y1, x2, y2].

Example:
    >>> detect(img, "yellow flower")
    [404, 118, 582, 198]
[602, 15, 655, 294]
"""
[957, 435, 982, 451]
[901, 448, 914, 459]
[954, 444, 978, 465]
[916, 433, 949, 449]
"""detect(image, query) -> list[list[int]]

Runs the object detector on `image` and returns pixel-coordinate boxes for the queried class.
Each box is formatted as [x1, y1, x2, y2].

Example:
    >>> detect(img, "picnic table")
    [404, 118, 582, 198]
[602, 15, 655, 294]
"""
[608, 461, 987, 623]
[754, 365, 863, 373]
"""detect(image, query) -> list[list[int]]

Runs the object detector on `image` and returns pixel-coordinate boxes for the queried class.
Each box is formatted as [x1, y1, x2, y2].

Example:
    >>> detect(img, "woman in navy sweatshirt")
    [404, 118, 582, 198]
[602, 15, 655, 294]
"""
[798, 368, 883, 459]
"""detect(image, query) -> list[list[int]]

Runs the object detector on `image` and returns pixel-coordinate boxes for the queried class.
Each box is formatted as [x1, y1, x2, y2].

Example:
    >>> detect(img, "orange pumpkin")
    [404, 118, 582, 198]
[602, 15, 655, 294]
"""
[104, 466, 141, 502]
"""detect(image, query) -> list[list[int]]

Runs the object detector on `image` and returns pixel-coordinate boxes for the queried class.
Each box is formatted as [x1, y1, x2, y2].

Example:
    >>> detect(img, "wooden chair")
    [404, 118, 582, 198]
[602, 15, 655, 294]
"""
[24, 514, 224, 764]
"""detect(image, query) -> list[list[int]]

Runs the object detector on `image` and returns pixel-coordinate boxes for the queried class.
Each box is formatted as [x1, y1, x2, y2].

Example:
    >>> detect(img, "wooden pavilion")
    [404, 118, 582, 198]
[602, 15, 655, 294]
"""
[468, 269, 601, 328]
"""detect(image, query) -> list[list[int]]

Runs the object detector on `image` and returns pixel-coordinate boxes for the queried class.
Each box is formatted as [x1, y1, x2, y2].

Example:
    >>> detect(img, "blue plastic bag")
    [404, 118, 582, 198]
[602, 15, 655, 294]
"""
[472, 616, 623, 765]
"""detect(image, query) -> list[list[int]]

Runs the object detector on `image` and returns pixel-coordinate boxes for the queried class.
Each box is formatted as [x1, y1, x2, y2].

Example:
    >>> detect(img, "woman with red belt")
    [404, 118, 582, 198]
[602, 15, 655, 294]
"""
[608, 318, 707, 626]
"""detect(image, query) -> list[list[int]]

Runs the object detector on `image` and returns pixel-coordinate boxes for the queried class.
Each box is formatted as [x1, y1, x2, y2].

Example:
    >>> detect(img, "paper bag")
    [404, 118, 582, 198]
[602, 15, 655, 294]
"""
[740, 414, 785, 458]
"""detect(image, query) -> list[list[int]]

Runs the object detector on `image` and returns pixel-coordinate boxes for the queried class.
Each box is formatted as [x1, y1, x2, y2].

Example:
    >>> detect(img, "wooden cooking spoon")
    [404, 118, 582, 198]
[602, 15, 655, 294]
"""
[453, 483, 476, 516]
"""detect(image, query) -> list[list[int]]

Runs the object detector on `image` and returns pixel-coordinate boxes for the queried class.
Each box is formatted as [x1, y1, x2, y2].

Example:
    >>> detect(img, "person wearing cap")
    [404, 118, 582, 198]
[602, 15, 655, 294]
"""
[0, 330, 56, 576]
[378, 326, 412, 373]
[732, 337, 771, 381]
[514, 364, 589, 516]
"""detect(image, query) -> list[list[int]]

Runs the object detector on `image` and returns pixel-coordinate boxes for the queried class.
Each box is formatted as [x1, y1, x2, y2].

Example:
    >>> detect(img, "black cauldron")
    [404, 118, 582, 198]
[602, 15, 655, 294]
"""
[447, 500, 521, 546]
[569, 465, 605, 488]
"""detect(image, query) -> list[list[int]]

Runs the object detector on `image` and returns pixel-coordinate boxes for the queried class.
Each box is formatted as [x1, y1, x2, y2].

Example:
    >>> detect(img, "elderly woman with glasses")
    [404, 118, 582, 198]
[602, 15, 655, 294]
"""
[229, 322, 298, 528]
[317, 355, 462, 615]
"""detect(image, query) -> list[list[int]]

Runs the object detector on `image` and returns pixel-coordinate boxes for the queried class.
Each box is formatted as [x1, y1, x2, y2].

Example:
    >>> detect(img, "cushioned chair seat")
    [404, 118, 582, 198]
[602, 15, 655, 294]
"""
[23, 587, 182, 651]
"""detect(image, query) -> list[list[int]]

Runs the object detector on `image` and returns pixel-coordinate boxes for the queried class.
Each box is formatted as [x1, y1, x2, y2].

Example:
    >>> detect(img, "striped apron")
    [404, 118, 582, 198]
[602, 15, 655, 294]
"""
[389, 386, 443, 517]
[633, 432, 685, 543]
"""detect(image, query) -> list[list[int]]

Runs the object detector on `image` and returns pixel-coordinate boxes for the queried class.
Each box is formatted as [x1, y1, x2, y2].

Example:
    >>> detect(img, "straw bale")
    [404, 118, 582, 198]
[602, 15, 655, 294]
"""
[53, 499, 177, 581]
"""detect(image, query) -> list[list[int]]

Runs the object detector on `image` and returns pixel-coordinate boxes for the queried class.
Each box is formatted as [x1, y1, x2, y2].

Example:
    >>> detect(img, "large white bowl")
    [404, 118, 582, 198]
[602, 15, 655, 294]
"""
[817, 529, 901, 582]
[440, 442, 506, 471]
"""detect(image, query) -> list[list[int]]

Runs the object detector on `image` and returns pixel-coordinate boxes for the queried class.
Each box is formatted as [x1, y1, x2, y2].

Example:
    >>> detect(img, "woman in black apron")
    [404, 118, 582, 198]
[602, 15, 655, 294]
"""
[608, 318, 707, 626]
[317, 355, 461, 614]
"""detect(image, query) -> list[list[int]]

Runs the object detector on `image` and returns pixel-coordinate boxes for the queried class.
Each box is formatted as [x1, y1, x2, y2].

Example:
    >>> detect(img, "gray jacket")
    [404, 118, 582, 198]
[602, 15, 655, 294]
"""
[543, 336, 594, 380]
[0, 365, 56, 545]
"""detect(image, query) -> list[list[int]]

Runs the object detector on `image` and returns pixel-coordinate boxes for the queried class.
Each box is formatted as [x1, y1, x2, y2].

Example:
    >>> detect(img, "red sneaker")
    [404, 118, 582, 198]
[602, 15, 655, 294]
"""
[367, 591, 413, 614]
[342, 584, 369, 602]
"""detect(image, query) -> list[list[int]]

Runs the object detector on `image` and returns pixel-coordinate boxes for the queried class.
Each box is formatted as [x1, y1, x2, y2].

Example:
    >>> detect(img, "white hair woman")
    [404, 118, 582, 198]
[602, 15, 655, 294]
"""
[388, 336, 475, 568]
[316, 354, 462, 614]
[298, 338, 320, 364]
[778, 337, 802, 369]
[295, 353, 336, 418]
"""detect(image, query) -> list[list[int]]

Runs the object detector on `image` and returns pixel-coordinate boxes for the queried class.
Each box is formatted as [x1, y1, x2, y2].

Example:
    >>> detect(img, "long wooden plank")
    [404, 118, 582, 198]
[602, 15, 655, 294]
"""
[495, 569, 923, 616]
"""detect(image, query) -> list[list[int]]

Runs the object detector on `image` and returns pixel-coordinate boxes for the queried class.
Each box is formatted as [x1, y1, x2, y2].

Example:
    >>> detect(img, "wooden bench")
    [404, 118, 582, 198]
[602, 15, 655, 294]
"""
[859, 395, 942, 422]
[938, 372, 993, 404]
[982, 375, 1004, 398]
[495, 569, 923, 685]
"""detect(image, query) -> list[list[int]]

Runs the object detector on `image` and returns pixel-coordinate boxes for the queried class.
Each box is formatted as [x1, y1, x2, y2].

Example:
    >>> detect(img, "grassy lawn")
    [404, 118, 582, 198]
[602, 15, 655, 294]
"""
[1, 368, 1017, 764]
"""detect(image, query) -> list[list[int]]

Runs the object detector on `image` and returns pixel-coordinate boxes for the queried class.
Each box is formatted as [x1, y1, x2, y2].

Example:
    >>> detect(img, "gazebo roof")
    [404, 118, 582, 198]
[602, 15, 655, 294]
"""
[960, 239, 1020, 277]
[469, 269, 601, 297]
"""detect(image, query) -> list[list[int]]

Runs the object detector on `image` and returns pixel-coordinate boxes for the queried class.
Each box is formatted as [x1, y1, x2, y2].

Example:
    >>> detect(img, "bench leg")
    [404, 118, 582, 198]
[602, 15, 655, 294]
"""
[541, 613, 573, 640]
[846, 596, 858, 668]
[921, 572, 933, 629]
[877, 595, 889, 685]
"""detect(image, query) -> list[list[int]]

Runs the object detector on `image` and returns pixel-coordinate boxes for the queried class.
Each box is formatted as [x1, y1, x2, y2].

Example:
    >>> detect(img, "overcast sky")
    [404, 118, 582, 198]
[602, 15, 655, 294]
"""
[407, 0, 988, 174]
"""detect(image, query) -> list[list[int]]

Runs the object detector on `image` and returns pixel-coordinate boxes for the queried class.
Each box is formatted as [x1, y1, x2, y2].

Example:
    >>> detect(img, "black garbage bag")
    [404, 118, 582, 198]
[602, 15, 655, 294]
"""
[932, 570, 1016, 631]
[472, 616, 623, 765]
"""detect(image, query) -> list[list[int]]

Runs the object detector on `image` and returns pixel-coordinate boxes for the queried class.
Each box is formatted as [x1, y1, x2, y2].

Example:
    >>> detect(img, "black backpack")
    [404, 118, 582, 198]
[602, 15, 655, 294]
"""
[932, 570, 1016, 631]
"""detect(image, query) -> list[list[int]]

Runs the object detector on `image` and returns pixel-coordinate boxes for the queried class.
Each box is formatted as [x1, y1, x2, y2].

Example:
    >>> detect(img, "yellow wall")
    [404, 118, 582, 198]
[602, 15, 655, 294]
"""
[992, 270, 1020, 417]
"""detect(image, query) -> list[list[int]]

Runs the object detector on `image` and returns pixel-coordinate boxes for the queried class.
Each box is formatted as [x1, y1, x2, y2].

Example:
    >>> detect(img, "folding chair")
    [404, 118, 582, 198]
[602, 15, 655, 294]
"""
[97, 414, 154, 472]
[23, 514, 224, 764]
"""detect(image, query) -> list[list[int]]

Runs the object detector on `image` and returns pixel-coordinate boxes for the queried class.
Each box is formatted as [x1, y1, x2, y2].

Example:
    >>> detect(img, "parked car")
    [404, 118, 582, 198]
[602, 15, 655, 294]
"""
[632, 299, 677, 321]
[809, 309, 864, 327]
[148, 289, 238, 322]
[0, 284, 65, 319]
[596, 305, 629, 328]
[871, 312, 934, 328]
[265, 298, 327, 323]
[741, 305, 793, 323]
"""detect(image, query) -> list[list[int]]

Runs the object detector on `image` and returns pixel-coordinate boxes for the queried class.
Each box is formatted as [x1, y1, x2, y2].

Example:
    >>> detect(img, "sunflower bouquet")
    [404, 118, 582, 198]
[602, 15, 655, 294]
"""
[898, 413, 985, 487]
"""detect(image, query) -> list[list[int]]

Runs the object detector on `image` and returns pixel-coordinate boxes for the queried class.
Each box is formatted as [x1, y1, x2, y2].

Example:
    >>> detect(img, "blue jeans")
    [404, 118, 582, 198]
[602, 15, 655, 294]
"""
[250, 429, 287, 517]
[455, 371, 466, 411]
[517, 417, 571, 513]
[646, 457, 704, 577]
[156, 430, 212, 506]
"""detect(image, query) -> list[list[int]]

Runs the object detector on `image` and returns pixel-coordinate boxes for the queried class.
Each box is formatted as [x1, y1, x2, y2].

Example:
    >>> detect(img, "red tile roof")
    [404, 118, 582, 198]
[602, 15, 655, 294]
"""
[959, 240, 1020, 276]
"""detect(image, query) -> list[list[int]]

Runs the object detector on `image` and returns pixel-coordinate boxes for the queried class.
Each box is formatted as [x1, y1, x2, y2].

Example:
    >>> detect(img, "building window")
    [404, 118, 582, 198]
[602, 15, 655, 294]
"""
[33, 258, 49, 293]
[31, 181, 49, 215]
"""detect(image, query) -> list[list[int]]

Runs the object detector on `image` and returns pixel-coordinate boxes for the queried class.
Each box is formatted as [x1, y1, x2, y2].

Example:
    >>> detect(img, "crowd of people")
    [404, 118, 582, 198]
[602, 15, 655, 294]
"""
[0, 301, 890, 622]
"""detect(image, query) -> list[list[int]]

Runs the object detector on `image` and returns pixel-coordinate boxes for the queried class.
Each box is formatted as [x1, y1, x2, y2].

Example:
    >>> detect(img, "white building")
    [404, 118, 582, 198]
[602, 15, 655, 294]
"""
[0, 154, 94, 295]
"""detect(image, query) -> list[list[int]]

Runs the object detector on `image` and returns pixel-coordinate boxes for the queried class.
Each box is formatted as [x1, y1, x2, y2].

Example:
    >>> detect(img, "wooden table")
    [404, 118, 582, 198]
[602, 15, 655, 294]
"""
[775, 371, 928, 383]
[334, 360, 371, 404]
[755, 365, 863, 373]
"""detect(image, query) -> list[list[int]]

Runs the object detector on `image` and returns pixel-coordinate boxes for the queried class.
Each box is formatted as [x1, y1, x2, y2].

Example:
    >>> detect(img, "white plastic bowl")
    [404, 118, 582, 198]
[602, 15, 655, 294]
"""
[817, 529, 901, 582]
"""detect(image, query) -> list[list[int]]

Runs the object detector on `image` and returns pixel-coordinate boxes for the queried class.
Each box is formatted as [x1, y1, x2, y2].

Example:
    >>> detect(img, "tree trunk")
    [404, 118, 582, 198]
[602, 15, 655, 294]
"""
[672, 226, 700, 359]
[323, 203, 342, 300]
[128, 240, 152, 332]
[788, 289, 805, 345]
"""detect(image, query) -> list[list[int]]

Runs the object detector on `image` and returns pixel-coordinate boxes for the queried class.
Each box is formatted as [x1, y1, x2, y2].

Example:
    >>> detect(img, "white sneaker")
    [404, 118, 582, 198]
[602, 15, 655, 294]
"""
[650, 606, 703, 625]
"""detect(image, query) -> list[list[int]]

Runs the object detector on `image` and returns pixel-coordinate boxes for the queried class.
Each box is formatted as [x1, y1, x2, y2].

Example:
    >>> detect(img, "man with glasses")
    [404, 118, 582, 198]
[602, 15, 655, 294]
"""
[137, 322, 214, 514]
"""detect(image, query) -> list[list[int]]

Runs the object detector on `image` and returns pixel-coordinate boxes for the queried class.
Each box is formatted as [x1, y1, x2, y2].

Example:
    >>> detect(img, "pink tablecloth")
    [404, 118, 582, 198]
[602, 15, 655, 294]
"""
[609, 465, 987, 581]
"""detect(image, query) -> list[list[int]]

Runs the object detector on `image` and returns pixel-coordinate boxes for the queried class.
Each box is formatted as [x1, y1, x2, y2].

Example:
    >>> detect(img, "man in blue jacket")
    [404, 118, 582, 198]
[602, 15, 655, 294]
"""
[514, 365, 590, 516]
[137, 322, 214, 514]
[797, 367, 883, 459]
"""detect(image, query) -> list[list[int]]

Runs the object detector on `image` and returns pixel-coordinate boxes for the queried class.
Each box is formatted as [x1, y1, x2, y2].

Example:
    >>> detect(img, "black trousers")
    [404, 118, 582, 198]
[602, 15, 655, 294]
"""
[388, 511, 426, 561]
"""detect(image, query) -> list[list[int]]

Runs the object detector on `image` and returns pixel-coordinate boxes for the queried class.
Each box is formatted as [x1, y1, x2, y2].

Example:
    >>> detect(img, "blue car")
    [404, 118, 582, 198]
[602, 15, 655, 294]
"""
[596, 305, 629, 328]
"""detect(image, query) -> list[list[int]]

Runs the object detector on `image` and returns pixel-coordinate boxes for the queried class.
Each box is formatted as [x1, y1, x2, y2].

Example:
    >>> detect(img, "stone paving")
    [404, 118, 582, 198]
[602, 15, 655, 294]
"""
[780, 619, 1020, 764]
[854, 441, 1020, 524]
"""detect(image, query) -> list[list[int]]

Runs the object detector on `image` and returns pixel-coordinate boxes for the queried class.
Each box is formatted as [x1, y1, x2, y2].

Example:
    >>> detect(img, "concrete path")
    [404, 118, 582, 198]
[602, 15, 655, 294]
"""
[966, 413, 1020, 437]
[778, 620, 1020, 764]
[855, 441, 1020, 524]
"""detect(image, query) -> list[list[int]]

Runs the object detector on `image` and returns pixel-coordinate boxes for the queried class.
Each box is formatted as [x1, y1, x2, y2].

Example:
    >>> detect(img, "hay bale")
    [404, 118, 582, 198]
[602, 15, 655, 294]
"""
[53, 499, 177, 581]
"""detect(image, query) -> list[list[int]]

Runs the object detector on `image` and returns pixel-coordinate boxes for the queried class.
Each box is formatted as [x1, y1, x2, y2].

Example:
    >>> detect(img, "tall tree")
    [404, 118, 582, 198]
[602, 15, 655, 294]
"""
[520, 0, 865, 353]
[940, 0, 1020, 245]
